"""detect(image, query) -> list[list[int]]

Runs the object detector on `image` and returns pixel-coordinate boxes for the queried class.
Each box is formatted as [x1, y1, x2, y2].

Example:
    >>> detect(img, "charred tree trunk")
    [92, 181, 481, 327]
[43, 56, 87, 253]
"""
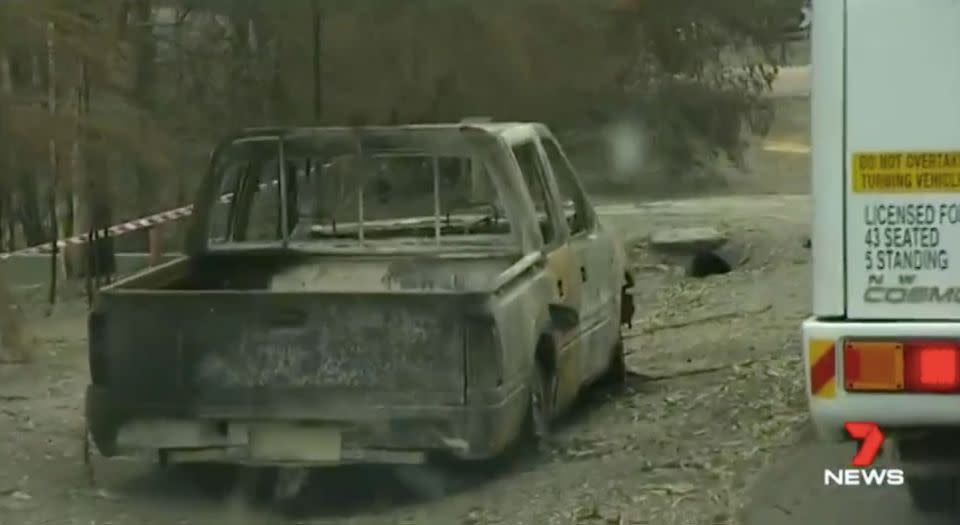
[46, 21, 60, 312]
[80, 143, 115, 285]
[0, 157, 6, 253]
[62, 60, 87, 279]
[16, 173, 46, 246]
[228, 2, 253, 129]
[0, 51, 27, 353]
[16, 54, 48, 247]
[268, 35, 287, 121]
[174, 7, 188, 208]
[0, 265, 28, 363]
[311, 0, 323, 123]
[0, 52, 15, 252]
[75, 58, 113, 285]
[0, 182, 5, 251]
[131, 0, 155, 251]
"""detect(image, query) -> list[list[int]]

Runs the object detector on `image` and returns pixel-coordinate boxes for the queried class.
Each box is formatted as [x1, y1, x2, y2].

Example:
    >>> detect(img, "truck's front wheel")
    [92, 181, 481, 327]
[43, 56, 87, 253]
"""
[529, 364, 553, 443]
[906, 476, 958, 514]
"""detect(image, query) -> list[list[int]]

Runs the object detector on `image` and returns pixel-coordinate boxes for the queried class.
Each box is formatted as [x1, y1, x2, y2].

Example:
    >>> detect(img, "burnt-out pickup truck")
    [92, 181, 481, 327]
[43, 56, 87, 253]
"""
[85, 122, 633, 469]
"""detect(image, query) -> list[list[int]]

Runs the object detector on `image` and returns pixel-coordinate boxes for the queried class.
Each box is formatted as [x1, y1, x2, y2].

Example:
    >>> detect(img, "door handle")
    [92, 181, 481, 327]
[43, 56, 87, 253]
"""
[580, 266, 587, 282]
[557, 278, 565, 298]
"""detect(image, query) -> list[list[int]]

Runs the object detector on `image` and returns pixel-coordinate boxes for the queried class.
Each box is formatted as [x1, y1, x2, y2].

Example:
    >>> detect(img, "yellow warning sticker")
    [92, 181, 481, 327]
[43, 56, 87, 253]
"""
[852, 152, 960, 193]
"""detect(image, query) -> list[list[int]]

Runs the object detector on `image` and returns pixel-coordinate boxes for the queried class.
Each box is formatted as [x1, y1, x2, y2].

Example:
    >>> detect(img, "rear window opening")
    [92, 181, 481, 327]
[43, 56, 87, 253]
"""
[206, 136, 515, 250]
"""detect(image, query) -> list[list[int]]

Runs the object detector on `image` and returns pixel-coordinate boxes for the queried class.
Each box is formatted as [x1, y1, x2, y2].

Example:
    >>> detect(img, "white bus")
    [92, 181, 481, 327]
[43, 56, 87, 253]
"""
[803, 0, 960, 514]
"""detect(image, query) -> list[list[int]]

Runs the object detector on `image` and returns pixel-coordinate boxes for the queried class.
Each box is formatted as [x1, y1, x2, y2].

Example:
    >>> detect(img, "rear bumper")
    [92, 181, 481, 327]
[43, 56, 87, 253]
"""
[85, 383, 528, 465]
[803, 317, 960, 441]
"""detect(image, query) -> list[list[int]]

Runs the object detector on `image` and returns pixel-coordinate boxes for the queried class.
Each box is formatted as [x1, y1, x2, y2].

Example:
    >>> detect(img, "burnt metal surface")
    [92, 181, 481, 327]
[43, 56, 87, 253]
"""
[96, 292, 484, 405]
[267, 256, 515, 292]
[89, 122, 629, 464]
[113, 253, 517, 293]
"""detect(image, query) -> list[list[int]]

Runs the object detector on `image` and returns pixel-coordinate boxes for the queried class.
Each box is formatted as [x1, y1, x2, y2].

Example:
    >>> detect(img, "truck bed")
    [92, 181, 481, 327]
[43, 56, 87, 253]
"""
[112, 251, 517, 293]
[92, 292, 489, 410]
[90, 252, 516, 415]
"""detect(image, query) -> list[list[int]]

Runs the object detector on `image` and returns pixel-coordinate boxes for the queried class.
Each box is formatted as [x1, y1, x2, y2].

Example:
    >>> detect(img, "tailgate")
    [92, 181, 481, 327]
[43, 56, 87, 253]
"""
[845, 0, 960, 319]
[91, 291, 480, 408]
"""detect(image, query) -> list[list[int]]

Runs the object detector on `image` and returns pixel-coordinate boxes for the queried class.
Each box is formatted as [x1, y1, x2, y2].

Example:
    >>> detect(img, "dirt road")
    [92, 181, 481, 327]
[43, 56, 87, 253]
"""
[0, 190, 813, 525]
[0, 94, 817, 524]
[743, 441, 953, 525]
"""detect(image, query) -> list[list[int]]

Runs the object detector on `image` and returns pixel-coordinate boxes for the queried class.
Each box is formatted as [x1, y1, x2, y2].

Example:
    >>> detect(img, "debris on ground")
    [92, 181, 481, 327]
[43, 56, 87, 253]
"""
[0, 194, 813, 525]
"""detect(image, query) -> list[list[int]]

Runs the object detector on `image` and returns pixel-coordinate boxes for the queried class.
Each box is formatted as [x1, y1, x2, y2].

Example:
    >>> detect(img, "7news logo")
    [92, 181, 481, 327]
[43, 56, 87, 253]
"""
[823, 422, 905, 486]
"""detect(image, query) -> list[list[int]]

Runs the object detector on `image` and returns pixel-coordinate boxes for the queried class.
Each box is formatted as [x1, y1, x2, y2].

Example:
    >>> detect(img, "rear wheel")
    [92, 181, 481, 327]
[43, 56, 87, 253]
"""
[906, 476, 958, 514]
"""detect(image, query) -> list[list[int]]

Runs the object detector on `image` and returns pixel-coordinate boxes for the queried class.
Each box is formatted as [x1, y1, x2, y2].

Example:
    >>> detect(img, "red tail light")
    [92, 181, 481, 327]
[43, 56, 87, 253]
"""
[843, 340, 960, 393]
[904, 342, 960, 392]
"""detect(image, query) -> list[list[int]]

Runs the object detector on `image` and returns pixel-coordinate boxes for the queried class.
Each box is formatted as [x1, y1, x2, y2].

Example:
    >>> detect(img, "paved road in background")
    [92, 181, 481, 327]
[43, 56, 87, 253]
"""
[768, 65, 810, 98]
[743, 437, 955, 525]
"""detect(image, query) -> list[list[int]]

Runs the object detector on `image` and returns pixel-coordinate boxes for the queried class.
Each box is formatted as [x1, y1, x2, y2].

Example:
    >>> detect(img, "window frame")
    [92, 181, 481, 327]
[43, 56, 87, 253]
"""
[509, 139, 566, 249]
[213, 159, 285, 243]
[538, 135, 597, 238]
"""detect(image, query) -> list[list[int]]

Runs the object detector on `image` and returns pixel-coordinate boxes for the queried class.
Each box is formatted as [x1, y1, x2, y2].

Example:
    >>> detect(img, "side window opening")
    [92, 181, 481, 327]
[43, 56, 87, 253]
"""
[238, 160, 283, 241]
[512, 142, 556, 246]
[542, 138, 592, 236]
[208, 159, 293, 244]
[208, 161, 248, 243]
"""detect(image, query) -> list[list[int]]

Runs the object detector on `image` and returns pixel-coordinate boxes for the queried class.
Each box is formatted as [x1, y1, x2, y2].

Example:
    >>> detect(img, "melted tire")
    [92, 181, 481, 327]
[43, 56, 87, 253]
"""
[520, 364, 554, 454]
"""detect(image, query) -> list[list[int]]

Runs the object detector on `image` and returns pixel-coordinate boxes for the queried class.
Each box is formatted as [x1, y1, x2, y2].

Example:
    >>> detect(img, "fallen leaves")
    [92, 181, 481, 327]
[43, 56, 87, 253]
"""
[0, 475, 32, 511]
[625, 304, 773, 338]
[587, 253, 809, 525]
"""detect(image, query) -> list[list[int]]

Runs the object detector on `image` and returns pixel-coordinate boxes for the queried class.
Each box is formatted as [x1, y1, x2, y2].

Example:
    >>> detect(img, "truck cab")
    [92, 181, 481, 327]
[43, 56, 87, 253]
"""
[805, 0, 960, 513]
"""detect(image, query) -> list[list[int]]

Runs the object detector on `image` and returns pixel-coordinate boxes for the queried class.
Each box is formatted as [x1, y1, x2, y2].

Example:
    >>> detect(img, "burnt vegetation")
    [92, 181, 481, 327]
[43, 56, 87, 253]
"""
[0, 0, 803, 360]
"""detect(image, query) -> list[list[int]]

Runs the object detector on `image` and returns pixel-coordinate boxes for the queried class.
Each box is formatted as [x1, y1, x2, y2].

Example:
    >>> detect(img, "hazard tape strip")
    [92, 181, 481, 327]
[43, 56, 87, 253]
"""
[809, 339, 837, 399]
[0, 179, 279, 260]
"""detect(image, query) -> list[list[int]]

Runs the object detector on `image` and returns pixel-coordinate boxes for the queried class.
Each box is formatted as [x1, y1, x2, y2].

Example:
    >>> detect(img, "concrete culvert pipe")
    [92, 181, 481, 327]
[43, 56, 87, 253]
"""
[687, 251, 733, 278]
[686, 239, 746, 278]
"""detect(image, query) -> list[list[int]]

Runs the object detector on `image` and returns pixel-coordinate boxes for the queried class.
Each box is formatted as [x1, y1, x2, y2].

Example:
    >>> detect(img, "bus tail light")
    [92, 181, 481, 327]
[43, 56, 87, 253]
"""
[844, 340, 960, 393]
[904, 343, 960, 392]
[844, 342, 904, 391]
